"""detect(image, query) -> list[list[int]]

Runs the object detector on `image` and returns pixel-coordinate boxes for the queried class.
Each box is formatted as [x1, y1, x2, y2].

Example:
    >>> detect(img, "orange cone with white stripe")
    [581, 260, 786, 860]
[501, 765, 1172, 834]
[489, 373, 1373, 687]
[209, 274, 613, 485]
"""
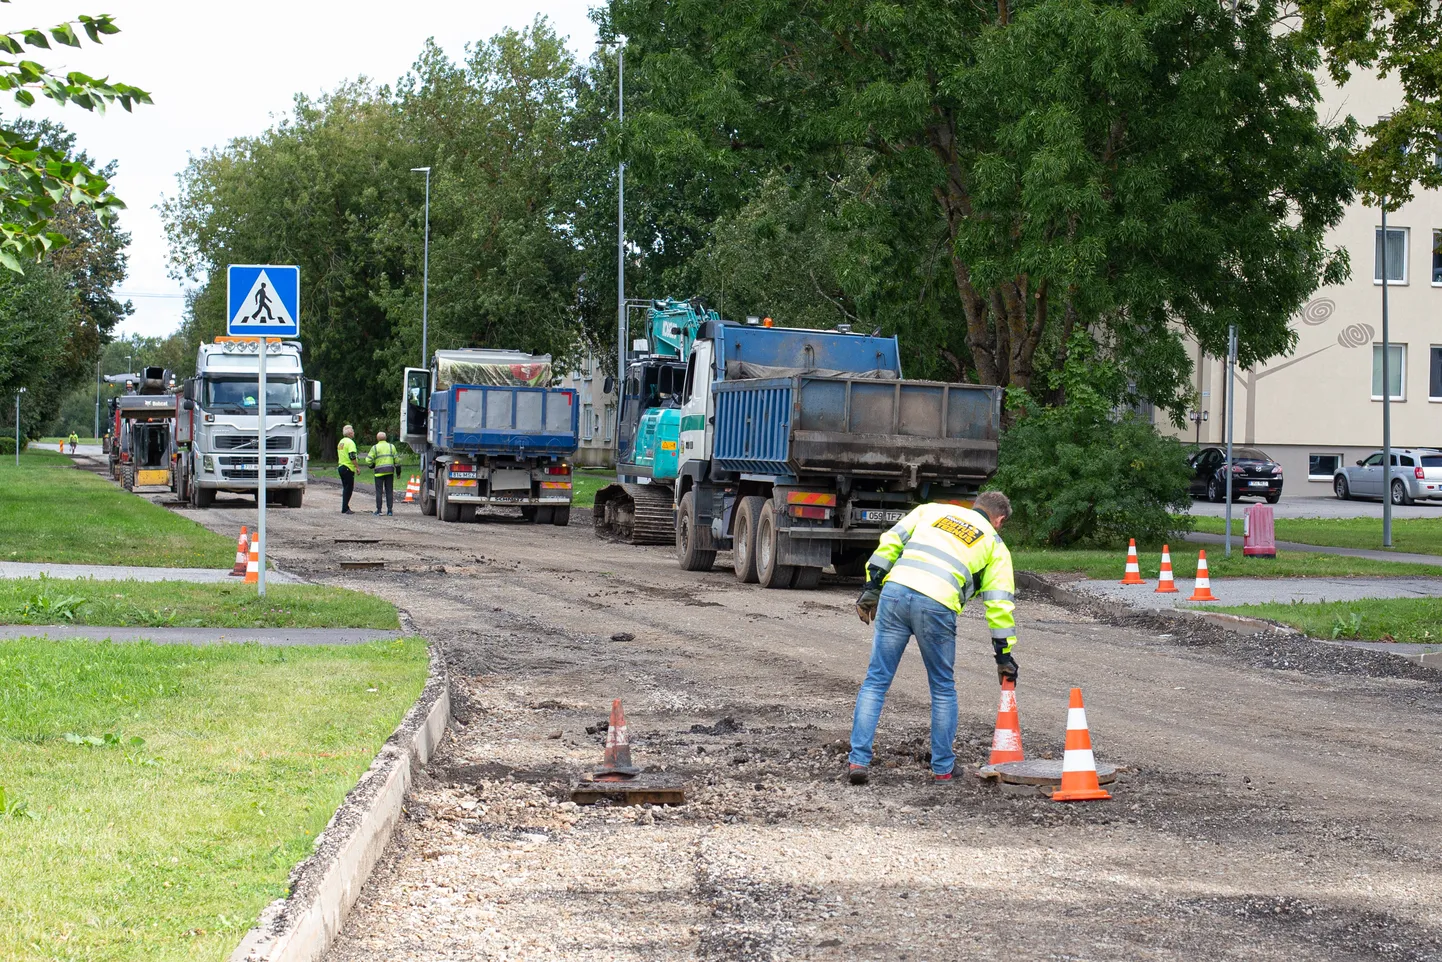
[244, 538, 260, 584]
[1120, 539, 1144, 584]
[1052, 688, 1111, 802]
[229, 526, 250, 576]
[403, 475, 420, 503]
[987, 680, 1025, 765]
[1155, 544, 1178, 593]
[1187, 550, 1218, 601]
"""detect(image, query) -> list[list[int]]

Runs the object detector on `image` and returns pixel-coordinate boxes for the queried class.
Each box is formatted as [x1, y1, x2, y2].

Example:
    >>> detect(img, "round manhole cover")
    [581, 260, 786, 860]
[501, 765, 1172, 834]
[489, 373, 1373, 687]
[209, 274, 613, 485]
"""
[990, 759, 1118, 786]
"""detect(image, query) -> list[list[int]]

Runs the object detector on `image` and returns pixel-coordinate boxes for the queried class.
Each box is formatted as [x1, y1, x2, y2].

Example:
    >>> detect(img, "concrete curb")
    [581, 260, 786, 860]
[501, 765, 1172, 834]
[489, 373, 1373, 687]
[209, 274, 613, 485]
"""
[1017, 569, 1441, 668]
[228, 609, 449, 962]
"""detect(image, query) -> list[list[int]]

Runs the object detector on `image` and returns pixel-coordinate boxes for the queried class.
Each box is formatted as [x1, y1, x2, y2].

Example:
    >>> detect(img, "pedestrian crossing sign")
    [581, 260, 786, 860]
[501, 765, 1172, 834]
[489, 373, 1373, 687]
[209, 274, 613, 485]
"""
[227, 264, 300, 337]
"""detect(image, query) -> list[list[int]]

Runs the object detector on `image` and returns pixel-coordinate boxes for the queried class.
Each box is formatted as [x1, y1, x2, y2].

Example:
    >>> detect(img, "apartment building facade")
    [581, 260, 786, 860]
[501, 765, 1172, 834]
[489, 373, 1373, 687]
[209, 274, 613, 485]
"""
[558, 352, 616, 467]
[1159, 70, 1442, 496]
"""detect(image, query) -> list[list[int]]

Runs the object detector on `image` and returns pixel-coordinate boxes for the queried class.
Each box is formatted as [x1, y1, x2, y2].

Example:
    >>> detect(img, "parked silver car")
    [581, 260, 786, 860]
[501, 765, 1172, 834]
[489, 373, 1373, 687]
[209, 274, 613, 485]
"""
[1333, 448, 1442, 505]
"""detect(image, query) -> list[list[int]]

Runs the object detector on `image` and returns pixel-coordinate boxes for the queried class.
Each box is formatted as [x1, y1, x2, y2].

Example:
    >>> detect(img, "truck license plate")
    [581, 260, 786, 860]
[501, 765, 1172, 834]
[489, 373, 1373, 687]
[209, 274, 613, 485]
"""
[858, 509, 906, 524]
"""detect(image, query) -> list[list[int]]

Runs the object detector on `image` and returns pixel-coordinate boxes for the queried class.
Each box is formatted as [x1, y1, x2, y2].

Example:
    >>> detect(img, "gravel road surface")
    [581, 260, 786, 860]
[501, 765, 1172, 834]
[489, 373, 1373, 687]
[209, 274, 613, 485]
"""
[163, 481, 1442, 962]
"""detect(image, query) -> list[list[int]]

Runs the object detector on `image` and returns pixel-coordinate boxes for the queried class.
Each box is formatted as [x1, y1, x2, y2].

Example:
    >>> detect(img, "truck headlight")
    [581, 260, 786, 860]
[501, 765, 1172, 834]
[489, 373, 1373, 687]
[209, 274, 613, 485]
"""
[202, 455, 214, 471]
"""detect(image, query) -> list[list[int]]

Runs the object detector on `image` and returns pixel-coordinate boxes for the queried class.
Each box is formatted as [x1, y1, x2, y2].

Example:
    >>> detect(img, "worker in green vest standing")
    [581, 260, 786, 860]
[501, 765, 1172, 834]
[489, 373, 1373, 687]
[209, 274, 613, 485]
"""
[336, 424, 359, 514]
[365, 430, 399, 516]
[67, 432, 78, 453]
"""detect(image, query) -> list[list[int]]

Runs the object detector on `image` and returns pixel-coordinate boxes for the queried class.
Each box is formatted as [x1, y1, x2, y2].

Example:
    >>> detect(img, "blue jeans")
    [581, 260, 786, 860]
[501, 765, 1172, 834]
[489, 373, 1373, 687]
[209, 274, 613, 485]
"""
[849, 582, 958, 776]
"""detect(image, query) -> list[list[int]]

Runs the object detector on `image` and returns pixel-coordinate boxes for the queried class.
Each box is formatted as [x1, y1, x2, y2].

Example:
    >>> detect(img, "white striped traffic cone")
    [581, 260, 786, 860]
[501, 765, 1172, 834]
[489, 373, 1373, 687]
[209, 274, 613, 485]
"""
[1188, 550, 1218, 601]
[1155, 544, 1178, 593]
[1120, 539, 1144, 585]
[229, 526, 250, 577]
[1052, 688, 1111, 802]
[403, 475, 420, 503]
[244, 538, 260, 584]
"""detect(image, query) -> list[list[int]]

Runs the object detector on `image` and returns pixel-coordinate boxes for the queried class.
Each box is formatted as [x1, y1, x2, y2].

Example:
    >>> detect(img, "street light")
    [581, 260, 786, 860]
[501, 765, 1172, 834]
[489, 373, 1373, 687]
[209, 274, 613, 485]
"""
[598, 39, 627, 460]
[411, 166, 431, 365]
[14, 386, 25, 467]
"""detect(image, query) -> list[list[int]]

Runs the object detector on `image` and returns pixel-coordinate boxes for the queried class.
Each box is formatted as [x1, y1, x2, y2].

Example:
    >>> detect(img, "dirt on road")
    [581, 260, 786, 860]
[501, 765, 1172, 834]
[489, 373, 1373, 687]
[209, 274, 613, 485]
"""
[170, 479, 1442, 962]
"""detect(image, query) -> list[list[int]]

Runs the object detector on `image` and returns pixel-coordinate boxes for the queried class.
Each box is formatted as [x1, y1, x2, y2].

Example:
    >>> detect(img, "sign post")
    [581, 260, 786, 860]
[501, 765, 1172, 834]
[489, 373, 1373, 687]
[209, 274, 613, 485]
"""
[227, 265, 300, 597]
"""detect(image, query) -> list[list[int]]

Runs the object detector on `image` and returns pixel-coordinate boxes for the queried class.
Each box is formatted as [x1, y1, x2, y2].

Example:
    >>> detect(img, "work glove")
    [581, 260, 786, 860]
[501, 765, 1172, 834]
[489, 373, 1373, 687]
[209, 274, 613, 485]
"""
[992, 638, 1018, 685]
[855, 584, 881, 625]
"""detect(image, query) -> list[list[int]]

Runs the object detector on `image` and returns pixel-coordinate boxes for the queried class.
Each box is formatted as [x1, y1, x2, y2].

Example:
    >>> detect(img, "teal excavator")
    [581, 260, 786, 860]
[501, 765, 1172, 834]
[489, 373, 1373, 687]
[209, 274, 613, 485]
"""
[592, 297, 716, 543]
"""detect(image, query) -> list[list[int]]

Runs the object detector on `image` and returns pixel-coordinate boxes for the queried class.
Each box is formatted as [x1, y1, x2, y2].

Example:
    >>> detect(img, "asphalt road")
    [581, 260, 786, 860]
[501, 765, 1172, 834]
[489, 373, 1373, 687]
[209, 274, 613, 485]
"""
[1188, 495, 1442, 519]
[164, 483, 1442, 962]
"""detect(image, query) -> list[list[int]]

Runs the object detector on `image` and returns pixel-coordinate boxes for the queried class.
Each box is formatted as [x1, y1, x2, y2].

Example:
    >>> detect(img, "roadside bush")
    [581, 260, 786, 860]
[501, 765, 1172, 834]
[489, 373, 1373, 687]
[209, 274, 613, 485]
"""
[991, 344, 1192, 548]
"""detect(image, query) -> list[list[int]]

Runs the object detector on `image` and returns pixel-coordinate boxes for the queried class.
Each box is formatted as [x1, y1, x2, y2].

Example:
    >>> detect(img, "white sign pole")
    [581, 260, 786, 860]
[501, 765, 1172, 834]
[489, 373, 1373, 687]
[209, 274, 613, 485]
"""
[258, 340, 267, 597]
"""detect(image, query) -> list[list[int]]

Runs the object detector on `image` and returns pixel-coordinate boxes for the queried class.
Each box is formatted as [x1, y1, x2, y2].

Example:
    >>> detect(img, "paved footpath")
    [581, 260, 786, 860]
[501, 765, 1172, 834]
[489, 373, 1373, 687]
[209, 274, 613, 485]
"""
[0, 626, 403, 645]
[1184, 530, 1442, 568]
[1072, 575, 1442, 610]
[0, 562, 297, 583]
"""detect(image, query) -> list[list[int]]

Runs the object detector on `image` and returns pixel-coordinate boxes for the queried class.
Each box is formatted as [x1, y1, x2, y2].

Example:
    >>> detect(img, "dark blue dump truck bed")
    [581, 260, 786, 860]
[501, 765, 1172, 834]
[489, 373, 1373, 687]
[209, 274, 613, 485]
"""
[712, 375, 1001, 481]
[430, 384, 579, 457]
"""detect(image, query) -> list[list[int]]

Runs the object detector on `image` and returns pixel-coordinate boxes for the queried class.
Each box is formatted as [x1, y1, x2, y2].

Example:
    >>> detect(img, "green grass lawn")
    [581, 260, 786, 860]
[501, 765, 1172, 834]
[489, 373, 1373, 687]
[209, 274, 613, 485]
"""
[571, 468, 614, 509]
[0, 636, 428, 961]
[0, 451, 235, 568]
[1212, 598, 1442, 644]
[1191, 515, 1442, 557]
[1013, 545, 1442, 580]
[0, 578, 399, 630]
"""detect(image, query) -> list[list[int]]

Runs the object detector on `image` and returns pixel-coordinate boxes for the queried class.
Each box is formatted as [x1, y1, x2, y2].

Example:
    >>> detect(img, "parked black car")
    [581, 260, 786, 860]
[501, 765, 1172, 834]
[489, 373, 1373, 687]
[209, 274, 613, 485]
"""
[1188, 446, 1283, 503]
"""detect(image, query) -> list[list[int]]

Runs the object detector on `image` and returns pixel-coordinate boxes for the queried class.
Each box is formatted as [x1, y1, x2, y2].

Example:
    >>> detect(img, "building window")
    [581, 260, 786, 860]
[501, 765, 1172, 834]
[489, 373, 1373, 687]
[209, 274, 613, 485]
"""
[602, 404, 613, 442]
[1430, 346, 1442, 401]
[1308, 454, 1342, 480]
[1374, 227, 1408, 284]
[1372, 343, 1406, 400]
[582, 403, 593, 441]
[1433, 230, 1442, 285]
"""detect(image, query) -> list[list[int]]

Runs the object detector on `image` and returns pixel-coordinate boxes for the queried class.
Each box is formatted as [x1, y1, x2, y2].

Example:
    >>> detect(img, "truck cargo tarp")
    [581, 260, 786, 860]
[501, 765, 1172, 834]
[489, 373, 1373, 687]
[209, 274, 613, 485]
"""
[724, 361, 898, 381]
[435, 351, 553, 389]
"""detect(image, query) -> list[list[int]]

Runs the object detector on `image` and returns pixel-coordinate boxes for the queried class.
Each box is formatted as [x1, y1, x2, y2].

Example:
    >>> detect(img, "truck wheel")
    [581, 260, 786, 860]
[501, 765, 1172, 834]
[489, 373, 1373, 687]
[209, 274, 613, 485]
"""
[420, 474, 437, 516]
[677, 491, 717, 572]
[438, 479, 460, 522]
[521, 507, 538, 522]
[195, 484, 214, 508]
[832, 554, 868, 578]
[285, 489, 304, 508]
[123, 466, 134, 491]
[755, 499, 794, 588]
[533, 506, 555, 524]
[459, 504, 477, 523]
[790, 566, 822, 590]
[732, 495, 766, 584]
[551, 507, 571, 527]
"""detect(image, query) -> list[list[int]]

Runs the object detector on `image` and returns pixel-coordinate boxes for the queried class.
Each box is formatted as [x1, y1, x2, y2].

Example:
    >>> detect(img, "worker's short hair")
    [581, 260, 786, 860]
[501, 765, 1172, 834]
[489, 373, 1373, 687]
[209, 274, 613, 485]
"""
[343, 424, 354, 436]
[376, 431, 387, 441]
[973, 490, 1011, 522]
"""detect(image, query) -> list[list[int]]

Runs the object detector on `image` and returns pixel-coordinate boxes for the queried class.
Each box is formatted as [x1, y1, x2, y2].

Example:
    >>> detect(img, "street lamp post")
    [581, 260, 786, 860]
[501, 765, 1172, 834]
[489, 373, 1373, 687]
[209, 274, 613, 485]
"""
[1381, 200, 1393, 547]
[14, 386, 25, 467]
[615, 44, 626, 440]
[94, 358, 101, 439]
[411, 166, 431, 365]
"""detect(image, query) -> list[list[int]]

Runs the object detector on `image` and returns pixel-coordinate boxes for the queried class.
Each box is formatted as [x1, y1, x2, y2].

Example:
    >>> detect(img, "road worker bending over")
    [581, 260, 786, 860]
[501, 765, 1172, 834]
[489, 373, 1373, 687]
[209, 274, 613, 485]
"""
[847, 490, 1018, 785]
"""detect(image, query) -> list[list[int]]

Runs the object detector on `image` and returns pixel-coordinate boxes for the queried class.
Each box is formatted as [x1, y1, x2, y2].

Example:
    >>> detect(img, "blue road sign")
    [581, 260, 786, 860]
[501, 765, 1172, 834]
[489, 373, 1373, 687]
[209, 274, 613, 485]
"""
[227, 265, 300, 337]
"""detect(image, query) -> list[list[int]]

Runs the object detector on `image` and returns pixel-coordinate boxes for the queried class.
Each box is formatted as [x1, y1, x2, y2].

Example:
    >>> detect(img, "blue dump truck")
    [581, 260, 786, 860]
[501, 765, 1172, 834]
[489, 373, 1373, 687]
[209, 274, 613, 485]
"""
[400, 350, 579, 524]
[594, 303, 1002, 589]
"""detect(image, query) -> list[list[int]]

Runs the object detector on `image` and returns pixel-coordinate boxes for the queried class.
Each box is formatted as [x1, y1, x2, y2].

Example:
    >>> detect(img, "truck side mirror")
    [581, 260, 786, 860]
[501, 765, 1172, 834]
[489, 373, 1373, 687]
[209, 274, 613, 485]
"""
[181, 399, 194, 411]
[309, 379, 322, 410]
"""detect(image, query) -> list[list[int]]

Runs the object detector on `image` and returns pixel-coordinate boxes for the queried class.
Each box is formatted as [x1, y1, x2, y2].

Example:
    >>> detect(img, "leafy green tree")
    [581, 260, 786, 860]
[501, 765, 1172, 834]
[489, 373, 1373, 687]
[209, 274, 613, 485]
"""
[0, 4, 149, 271]
[605, 0, 1354, 414]
[1300, 0, 1442, 203]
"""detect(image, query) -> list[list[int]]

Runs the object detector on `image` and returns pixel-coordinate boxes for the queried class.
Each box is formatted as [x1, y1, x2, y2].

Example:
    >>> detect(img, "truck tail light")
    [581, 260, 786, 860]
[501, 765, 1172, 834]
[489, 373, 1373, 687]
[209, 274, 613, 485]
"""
[788, 505, 832, 520]
[546, 464, 571, 475]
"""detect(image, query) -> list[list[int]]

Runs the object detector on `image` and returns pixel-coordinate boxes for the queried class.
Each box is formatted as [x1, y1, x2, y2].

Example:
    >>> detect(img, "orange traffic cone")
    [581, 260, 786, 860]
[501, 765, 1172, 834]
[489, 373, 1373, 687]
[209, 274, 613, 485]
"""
[403, 475, 420, 503]
[244, 538, 260, 584]
[1188, 550, 1218, 601]
[594, 698, 640, 779]
[1155, 544, 1178, 593]
[229, 526, 250, 576]
[1120, 539, 1145, 585]
[1052, 688, 1112, 802]
[987, 680, 1025, 765]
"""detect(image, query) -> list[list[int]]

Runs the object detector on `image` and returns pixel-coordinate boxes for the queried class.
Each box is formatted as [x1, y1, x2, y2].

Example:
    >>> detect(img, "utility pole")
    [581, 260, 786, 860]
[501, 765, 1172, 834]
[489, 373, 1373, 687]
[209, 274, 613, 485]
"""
[615, 44, 626, 439]
[14, 387, 25, 467]
[411, 166, 431, 365]
[1224, 326, 1237, 557]
[1381, 200, 1393, 546]
[94, 358, 101, 439]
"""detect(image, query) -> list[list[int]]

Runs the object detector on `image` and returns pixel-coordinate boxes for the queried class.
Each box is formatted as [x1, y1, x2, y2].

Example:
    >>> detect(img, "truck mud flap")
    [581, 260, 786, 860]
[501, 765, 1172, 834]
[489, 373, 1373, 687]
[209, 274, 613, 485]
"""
[776, 530, 831, 568]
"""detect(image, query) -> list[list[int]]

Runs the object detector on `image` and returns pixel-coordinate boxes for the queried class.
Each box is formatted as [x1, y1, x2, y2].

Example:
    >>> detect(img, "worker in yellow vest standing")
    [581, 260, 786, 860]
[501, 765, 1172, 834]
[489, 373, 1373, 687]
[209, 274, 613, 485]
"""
[337, 424, 359, 514]
[365, 430, 399, 516]
[847, 490, 1018, 785]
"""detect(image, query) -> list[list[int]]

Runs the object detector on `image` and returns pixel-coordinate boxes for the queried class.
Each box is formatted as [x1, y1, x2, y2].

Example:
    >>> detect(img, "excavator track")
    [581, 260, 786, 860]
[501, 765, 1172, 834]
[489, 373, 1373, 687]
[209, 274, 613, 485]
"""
[592, 483, 675, 545]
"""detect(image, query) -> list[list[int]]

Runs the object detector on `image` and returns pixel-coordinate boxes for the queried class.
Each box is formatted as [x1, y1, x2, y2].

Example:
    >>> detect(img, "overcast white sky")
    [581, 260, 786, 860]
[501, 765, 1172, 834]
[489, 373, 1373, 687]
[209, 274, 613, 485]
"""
[28, 1, 601, 338]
